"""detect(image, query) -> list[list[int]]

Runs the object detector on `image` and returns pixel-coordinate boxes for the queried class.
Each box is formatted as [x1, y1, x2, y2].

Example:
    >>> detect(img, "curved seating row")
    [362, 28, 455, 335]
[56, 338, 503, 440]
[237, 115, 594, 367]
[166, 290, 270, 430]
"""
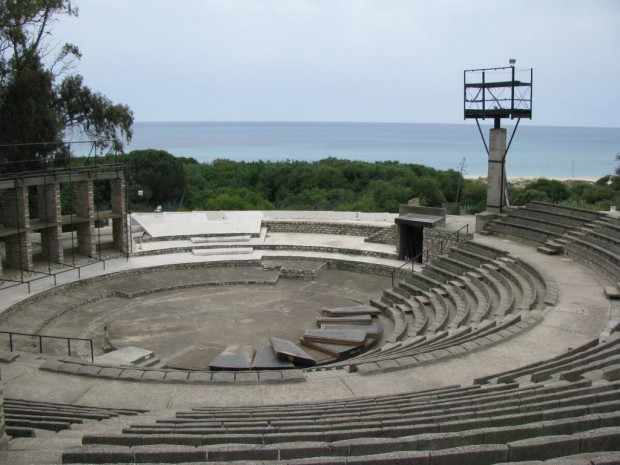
[61, 312, 620, 463]
[307, 240, 549, 373]
[484, 201, 608, 248]
[4, 210, 620, 464]
[3, 398, 146, 438]
[474, 333, 620, 385]
[63, 374, 620, 463]
[564, 221, 620, 281]
[483, 201, 620, 288]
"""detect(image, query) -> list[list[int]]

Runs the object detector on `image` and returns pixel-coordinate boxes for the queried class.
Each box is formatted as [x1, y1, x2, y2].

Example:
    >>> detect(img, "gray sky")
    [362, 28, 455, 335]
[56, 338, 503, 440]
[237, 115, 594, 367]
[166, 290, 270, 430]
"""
[55, 0, 620, 127]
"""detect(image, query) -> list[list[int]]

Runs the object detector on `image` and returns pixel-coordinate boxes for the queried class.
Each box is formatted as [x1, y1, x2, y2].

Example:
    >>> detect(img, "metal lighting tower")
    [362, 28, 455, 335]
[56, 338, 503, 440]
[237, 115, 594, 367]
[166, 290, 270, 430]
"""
[464, 60, 533, 216]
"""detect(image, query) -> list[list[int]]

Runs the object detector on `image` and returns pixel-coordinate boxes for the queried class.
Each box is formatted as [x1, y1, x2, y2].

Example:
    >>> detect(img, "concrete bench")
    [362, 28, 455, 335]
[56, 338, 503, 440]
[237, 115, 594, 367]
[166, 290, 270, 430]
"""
[449, 247, 495, 268]
[478, 268, 514, 318]
[474, 338, 602, 385]
[528, 200, 605, 222]
[458, 240, 509, 260]
[503, 215, 569, 236]
[528, 336, 620, 383]
[492, 259, 537, 311]
[487, 221, 552, 244]
[512, 207, 592, 228]
[99, 382, 618, 448]
[565, 239, 620, 281]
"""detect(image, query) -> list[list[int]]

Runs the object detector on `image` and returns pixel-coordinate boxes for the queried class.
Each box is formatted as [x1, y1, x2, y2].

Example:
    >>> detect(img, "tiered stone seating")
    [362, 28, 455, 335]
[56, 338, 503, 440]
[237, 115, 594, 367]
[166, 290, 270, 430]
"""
[4, 398, 146, 438]
[63, 374, 620, 463]
[6, 210, 620, 464]
[484, 201, 608, 249]
[305, 240, 549, 374]
[486, 203, 619, 285]
[474, 333, 620, 385]
[564, 218, 620, 284]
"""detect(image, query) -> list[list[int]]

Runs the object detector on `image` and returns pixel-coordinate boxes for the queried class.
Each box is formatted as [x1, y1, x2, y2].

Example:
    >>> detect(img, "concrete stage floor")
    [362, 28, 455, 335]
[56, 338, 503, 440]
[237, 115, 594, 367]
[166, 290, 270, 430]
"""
[36, 268, 392, 368]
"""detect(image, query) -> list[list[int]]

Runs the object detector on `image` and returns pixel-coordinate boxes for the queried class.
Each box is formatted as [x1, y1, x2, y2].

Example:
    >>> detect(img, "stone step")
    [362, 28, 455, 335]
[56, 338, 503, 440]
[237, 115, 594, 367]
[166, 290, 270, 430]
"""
[64, 421, 620, 463]
[250, 345, 295, 370]
[300, 339, 361, 357]
[537, 240, 564, 255]
[604, 286, 620, 300]
[208, 344, 255, 370]
[133, 357, 161, 368]
[302, 329, 367, 346]
[315, 315, 373, 325]
[190, 235, 251, 243]
[270, 337, 316, 365]
[191, 247, 254, 256]
[321, 305, 381, 317]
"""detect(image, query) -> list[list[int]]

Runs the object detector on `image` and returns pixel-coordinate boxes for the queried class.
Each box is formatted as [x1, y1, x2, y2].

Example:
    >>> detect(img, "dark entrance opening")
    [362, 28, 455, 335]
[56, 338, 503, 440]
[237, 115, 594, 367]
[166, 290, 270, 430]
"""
[395, 213, 444, 262]
[398, 224, 424, 262]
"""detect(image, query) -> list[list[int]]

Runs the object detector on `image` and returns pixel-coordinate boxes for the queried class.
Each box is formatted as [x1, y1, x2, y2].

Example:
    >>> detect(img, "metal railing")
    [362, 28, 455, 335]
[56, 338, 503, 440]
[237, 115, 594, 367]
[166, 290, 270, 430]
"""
[391, 224, 470, 288]
[0, 330, 94, 362]
[0, 252, 129, 294]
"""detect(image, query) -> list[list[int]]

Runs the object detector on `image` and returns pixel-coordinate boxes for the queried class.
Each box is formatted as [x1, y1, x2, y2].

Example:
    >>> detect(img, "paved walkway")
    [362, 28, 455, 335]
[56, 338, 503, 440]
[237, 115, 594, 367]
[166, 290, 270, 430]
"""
[0, 227, 616, 411]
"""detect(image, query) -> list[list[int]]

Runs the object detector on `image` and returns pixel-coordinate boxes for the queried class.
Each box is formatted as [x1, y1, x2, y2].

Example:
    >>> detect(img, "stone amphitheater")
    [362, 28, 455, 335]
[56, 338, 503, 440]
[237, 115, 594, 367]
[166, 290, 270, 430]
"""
[0, 201, 619, 464]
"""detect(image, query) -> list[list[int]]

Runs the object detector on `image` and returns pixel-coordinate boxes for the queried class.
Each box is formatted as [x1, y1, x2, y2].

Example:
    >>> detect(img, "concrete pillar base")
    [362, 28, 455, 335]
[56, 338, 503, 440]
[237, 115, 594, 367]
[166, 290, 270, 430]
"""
[486, 128, 507, 214]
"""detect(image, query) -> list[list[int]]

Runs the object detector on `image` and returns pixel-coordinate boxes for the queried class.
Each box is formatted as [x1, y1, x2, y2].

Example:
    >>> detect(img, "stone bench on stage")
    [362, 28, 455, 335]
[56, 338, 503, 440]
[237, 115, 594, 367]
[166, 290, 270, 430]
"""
[206, 304, 382, 370]
[321, 304, 381, 317]
[303, 305, 382, 357]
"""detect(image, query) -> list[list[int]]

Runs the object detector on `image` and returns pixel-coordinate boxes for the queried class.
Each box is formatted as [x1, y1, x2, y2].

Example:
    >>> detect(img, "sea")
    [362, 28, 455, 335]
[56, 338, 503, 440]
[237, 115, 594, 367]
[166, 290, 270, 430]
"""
[117, 122, 619, 179]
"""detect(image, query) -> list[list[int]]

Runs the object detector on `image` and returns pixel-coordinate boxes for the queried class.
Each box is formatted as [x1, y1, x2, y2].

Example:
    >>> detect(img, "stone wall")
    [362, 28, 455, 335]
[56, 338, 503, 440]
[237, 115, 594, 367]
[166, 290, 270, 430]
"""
[37, 183, 63, 263]
[111, 177, 128, 253]
[0, 186, 32, 270]
[74, 181, 96, 258]
[422, 228, 474, 263]
[364, 225, 397, 245]
[0, 174, 129, 280]
[263, 220, 386, 237]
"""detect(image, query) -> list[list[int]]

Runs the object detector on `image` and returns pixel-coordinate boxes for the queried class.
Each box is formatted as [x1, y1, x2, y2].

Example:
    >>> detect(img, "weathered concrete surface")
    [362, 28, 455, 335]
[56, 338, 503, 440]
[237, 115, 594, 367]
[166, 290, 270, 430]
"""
[0, 232, 613, 412]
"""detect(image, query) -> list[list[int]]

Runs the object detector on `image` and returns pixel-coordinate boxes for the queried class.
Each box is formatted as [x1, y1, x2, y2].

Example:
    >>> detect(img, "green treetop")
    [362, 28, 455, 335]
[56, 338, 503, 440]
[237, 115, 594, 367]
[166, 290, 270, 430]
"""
[0, 0, 133, 173]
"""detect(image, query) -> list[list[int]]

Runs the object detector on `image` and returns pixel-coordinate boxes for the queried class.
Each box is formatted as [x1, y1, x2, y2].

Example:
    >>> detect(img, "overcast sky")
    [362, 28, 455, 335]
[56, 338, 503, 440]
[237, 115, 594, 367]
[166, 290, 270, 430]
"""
[54, 0, 619, 127]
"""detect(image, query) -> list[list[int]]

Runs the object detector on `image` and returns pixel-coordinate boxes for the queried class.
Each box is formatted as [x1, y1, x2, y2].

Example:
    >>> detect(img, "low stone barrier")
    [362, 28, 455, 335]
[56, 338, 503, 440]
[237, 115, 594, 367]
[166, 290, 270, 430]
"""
[262, 220, 386, 237]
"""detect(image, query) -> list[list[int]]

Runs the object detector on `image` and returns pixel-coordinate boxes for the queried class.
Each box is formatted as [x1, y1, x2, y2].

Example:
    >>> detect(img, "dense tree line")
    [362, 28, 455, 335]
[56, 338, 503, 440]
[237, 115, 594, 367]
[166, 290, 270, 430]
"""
[509, 177, 617, 211]
[118, 150, 482, 213]
[116, 149, 618, 214]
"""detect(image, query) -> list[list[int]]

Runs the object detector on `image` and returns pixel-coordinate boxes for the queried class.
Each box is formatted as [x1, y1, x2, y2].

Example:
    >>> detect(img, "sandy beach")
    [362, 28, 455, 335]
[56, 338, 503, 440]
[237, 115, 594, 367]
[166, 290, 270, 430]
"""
[465, 174, 602, 183]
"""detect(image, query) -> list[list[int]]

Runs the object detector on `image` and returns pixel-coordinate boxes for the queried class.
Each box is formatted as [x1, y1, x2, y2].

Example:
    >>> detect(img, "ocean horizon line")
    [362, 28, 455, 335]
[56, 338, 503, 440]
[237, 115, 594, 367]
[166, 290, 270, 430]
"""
[132, 120, 620, 131]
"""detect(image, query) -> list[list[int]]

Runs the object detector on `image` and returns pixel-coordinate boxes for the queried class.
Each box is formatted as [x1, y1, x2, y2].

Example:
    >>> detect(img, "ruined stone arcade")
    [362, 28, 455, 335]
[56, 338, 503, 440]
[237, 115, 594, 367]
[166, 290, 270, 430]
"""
[0, 171, 128, 281]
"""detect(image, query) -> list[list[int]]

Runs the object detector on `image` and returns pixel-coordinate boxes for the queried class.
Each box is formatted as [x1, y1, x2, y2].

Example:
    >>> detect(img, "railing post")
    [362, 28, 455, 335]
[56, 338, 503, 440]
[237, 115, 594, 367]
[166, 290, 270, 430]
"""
[90, 339, 94, 362]
[9, 333, 13, 351]
[67, 338, 71, 357]
[38, 335, 43, 353]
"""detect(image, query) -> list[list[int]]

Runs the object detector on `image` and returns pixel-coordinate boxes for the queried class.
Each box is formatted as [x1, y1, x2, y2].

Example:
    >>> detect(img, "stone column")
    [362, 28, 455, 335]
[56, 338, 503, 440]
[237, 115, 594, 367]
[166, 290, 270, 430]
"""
[110, 176, 128, 253]
[486, 128, 507, 214]
[74, 181, 96, 258]
[36, 183, 64, 263]
[0, 186, 33, 270]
